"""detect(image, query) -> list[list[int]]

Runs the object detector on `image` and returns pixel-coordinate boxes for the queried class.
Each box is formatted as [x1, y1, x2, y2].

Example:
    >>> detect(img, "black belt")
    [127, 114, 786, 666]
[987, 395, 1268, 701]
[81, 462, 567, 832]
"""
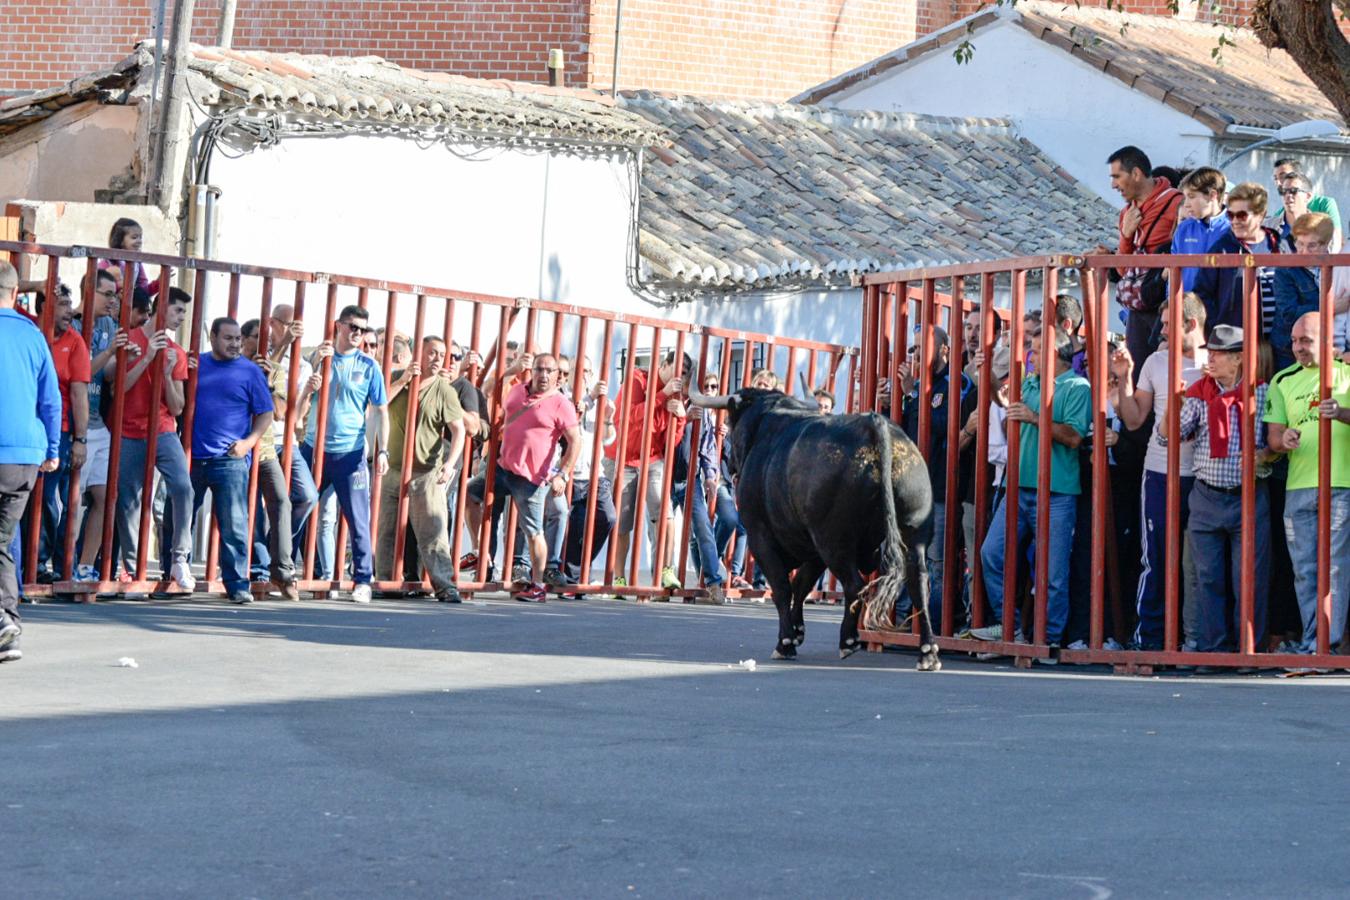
[1199, 480, 1242, 495]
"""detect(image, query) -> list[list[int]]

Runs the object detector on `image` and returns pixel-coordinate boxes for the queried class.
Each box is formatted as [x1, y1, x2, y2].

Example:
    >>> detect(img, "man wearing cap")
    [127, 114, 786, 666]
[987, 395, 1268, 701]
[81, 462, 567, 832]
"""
[1163, 324, 1270, 655]
[897, 327, 977, 633]
[1266, 312, 1350, 656]
[970, 331, 1091, 655]
[1110, 292, 1208, 651]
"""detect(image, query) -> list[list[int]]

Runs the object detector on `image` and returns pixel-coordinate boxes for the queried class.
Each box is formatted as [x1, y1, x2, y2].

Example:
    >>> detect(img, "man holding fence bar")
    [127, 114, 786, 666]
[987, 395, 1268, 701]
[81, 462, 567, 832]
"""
[0, 261, 61, 663]
[116, 288, 194, 591]
[1111, 293, 1208, 652]
[1266, 312, 1350, 657]
[302, 304, 389, 605]
[191, 318, 276, 605]
[970, 330, 1091, 656]
[1163, 325, 1270, 656]
[375, 335, 466, 603]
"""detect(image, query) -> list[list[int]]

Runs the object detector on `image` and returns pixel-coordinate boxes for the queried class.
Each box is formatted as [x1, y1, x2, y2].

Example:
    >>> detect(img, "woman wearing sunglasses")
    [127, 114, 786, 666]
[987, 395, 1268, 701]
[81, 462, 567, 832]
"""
[1192, 182, 1282, 337]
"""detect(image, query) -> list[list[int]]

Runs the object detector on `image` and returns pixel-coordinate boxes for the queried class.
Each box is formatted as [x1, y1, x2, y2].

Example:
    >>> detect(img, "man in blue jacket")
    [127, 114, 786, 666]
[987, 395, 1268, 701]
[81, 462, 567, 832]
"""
[0, 262, 62, 663]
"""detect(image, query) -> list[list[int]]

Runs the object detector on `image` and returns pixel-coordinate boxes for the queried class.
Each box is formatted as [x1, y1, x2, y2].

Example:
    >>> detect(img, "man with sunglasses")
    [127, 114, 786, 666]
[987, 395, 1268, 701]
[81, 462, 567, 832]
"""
[302, 305, 389, 604]
[1271, 159, 1342, 251]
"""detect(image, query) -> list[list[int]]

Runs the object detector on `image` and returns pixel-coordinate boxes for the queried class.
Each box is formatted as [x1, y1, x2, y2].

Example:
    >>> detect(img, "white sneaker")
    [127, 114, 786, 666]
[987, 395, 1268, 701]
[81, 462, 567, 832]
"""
[1066, 639, 1089, 651]
[351, 583, 372, 604]
[170, 561, 196, 593]
[1103, 637, 1125, 651]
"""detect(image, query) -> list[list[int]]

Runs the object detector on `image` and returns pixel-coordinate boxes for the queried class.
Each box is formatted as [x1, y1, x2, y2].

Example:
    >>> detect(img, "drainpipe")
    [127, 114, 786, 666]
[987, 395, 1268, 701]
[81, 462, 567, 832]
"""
[150, 0, 197, 212]
[217, 0, 237, 48]
[611, 0, 624, 97]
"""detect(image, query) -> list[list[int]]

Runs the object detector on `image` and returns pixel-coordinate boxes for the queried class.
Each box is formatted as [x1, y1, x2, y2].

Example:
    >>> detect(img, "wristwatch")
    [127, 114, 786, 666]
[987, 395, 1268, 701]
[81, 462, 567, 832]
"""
[72, 435, 87, 444]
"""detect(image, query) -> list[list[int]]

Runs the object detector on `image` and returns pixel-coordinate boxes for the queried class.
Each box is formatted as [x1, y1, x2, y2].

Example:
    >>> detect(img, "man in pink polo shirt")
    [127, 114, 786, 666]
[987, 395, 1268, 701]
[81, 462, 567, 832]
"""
[491, 353, 581, 602]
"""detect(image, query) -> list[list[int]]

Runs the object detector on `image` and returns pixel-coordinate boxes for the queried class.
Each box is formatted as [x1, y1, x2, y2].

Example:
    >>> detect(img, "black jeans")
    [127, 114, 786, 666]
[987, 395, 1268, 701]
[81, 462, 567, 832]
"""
[0, 464, 39, 621]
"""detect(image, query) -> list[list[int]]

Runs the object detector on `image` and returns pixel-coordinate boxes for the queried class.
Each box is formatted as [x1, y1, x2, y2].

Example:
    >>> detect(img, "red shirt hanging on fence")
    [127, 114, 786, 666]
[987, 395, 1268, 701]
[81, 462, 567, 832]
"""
[121, 330, 189, 439]
[607, 368, 686, 468]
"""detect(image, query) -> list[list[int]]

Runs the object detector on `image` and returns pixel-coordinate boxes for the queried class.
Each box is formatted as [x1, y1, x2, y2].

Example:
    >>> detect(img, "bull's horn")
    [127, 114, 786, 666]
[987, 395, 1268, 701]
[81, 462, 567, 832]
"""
[687, 372, 731, 410]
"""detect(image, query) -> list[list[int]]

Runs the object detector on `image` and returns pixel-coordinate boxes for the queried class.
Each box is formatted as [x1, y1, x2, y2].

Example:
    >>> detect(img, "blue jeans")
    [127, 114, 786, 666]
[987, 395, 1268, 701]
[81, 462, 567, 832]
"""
[678, 474, 724, 587]
[116, 435, 193, 576]
[1134, 469, 1195, 648]
[191, 456, 252, 595]
[1284, 487, 1350, 653]
[252, 448, 318, 580]
[301, 444, 373, 584]
[980, 488, 1077, 643]
[1190, 479, 1270, 653]
[35, 432, 72, 576]
[563, 477, 616, 582]
[513, 489, 568, 571]
[900, 500, 948, 632]
[712, 483, 745, 576]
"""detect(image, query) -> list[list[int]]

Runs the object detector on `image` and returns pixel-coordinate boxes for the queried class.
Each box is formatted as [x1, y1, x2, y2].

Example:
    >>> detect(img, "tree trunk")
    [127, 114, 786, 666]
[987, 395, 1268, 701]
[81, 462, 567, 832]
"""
[1252, 0, 1350, 124]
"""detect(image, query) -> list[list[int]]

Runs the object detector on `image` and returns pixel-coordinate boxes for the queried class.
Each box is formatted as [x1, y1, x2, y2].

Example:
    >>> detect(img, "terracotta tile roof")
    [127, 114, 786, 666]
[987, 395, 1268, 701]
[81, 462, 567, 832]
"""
[1, 44, 665, 148]
[622, 93, 1116, 296]
[1012, 0, 1341, 132]
[797, 1, 1340, 133]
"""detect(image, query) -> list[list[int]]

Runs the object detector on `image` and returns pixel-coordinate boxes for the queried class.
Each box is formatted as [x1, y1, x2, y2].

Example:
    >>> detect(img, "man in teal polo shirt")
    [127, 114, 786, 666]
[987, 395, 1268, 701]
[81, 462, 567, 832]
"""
[1266, 311, 1350, 654]
[971, 331, 1091, 653]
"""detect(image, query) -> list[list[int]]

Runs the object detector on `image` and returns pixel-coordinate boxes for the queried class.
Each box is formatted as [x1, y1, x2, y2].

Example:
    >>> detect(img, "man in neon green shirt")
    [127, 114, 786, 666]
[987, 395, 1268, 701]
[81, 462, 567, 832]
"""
[1265, 312, 1350, 654]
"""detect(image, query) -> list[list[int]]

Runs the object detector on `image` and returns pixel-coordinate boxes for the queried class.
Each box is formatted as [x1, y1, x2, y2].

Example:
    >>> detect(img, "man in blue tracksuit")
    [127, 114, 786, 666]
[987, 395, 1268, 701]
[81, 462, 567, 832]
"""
[0, 261, 62, 663]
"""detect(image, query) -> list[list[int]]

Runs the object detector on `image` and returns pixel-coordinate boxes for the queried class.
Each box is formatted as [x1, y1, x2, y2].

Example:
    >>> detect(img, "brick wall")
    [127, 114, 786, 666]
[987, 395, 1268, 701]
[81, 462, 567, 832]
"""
[1, 1, 591, 93]
[585, 0, 920, 100]
[0, 0, 1331, 99]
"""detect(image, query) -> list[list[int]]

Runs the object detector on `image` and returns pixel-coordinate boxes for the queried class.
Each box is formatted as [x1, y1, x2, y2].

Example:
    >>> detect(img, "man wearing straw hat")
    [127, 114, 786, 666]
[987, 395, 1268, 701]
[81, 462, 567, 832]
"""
[1162, 324, 1270, 655]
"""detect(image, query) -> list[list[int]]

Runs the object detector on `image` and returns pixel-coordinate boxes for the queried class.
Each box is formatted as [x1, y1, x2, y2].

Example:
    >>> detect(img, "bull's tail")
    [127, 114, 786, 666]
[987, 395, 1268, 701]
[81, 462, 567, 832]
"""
[861, 413, 907, 631]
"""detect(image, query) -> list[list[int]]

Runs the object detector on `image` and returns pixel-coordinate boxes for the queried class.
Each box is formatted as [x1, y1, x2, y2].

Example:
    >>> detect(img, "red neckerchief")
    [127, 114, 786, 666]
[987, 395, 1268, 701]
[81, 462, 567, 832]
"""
[1185, 375, 1242, 459]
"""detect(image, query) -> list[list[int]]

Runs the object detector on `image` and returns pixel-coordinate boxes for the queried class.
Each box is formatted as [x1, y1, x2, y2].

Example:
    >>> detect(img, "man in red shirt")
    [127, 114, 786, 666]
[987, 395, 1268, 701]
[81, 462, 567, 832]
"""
[608, 350, 689, 590]
[114, 287, 194, 590]
[1094, 145, 1183, 380]
[484, 353, 580, 602]
[30, 286, 90, 580]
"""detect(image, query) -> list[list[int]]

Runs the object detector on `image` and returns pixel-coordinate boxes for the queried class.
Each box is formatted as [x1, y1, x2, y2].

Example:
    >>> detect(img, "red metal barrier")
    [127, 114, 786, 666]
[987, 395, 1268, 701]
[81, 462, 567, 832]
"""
[857, 252, 1350, 674]
[2, 239, 856, 606]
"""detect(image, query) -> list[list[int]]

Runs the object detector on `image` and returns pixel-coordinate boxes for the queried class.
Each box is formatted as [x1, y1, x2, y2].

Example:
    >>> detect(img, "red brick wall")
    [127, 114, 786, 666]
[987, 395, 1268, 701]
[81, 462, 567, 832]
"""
[585, 0, 920, 100]
[0, 1, 591, 93]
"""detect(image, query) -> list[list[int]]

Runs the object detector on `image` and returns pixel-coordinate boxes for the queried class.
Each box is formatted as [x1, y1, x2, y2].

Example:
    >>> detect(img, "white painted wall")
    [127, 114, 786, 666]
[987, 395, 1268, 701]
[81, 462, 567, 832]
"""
[0, 104, 139, 203]
[204, 131, 650, 340]
[823, 23, 1213, 206]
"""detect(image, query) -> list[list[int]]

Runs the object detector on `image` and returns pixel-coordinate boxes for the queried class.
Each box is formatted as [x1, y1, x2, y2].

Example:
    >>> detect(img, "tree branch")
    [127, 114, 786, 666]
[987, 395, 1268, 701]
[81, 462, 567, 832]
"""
[1252, 0, 1350, 124]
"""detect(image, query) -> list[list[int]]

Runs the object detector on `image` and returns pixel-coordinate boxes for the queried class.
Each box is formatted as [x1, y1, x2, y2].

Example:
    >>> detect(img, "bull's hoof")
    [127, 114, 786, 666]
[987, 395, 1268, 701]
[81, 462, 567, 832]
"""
[916, 643, 942, 672]
[772, 639, 798, 661]
[793, 625, 806, 646]
[839, 637, 862, 659]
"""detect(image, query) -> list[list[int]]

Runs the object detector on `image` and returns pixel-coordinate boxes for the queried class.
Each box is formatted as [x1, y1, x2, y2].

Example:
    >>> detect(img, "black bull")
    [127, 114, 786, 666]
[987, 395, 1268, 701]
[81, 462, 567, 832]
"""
[690, 387, 940, 671]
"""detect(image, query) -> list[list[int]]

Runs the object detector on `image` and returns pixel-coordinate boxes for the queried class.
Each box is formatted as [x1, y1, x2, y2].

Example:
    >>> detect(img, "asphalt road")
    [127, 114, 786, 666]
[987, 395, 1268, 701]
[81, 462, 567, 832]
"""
[4, 595, 1349, 898]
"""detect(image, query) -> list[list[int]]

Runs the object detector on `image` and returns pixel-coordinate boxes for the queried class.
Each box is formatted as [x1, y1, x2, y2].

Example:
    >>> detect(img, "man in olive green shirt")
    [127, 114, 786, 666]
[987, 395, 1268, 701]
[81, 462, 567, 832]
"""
[375, 336, 466, 601]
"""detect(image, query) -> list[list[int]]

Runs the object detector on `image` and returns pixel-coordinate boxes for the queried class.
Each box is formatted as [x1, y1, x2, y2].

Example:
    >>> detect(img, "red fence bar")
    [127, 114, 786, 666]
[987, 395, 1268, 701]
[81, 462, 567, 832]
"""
[1002, 269, 1027, 647]
[388, 292, 427, 585]
[578, 319, 615, 585]
[133, 267, 171, 583]
[941, 277, 963, 637]
[24, 255, 61, 583]
[278, 281, 306, 576]
[1317, 266, 1334, 656]
[627, 326, 663, 590]
[1086, 267, 1108, 649]
[1032, 266, 1057, 648]
[474, 304, 512, 587]
[242, 276, 274, 579]
[651, 329, 687, 592]
[970, 274, 995, 629]
[1238, 266, 1257, 655]
[890, 283, 905, 425]
[302, 282, 340, 584]
[1163, 267, 1184, 653]
[604, 322, 640, 585]
[916, 279, 936, 458]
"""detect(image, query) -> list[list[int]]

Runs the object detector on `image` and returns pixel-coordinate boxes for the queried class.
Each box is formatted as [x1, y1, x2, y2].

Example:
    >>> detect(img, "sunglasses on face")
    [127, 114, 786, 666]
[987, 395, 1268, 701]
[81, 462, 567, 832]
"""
[1280, 188, 1307, 198]
[1230, 210, 1253, 221]
[450, 352, 464, 361]
[340, 320, 371, 336]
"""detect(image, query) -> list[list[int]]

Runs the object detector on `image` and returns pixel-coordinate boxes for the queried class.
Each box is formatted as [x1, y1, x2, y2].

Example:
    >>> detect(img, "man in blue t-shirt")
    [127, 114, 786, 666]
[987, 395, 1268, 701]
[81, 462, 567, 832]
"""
[0, 261, 61, 663]
[301, 304, 389, 603]
[191, 317, 275, 604]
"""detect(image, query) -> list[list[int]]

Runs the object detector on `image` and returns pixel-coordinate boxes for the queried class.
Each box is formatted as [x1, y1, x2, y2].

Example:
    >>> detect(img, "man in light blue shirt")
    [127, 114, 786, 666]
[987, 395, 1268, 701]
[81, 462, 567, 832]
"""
[0, 261, 61, 663]
[300, 304, 389, 603]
